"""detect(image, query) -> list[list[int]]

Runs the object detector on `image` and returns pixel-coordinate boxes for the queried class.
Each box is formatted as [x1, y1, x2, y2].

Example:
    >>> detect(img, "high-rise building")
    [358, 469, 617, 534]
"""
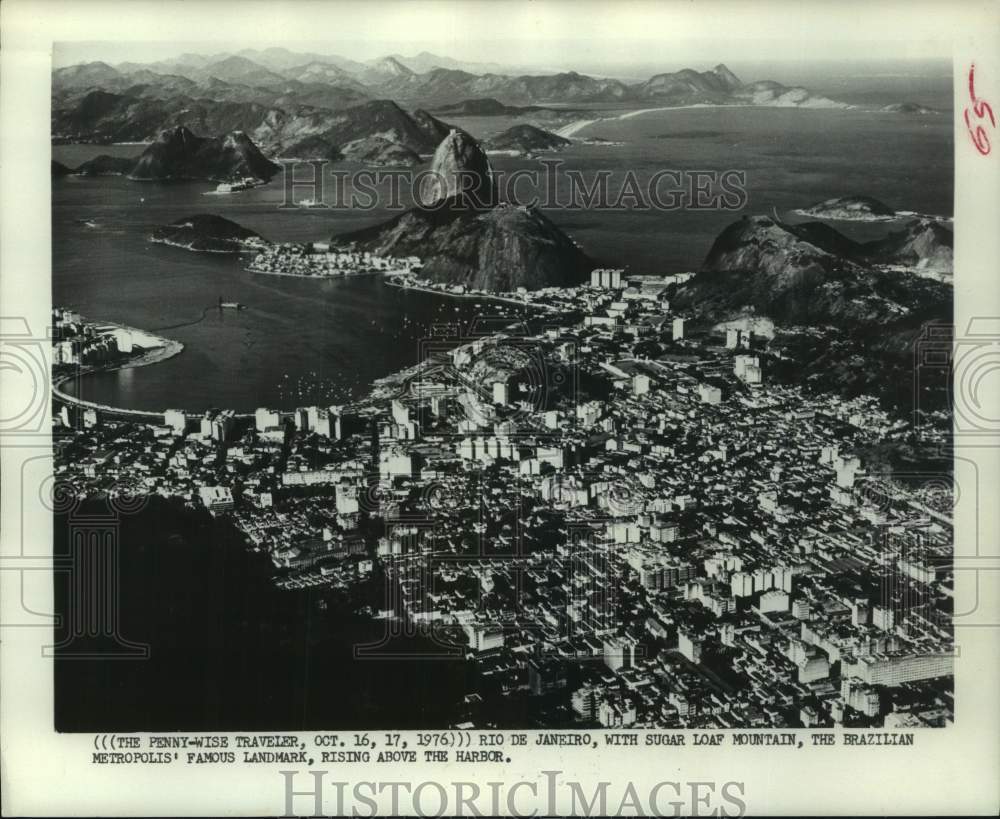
[163, 409, 186, 436]
[295, 407, 312, 432]
[698, 383, 722, 404]
[603, 635, 636, 672]
[731, 572, 754, 598]
[590, 268, 623, 289]
[571, 685, 599, 720]
[672, 317, 685, 340]
[492, 381, 509, 405]
[255, 407, 281, 432]
[734, 354, 762, 384]
[198, 486, 234, 513]
[851, 599, 871, 627]
[200, 409, 217, 439]
[759, 589, 790, 613]
[842, 651, 954, 686]
[678, 629, 703, 663]
[872, 605, 896, 632]
[391, 399, 410, 426]
[791, 599, 811, 620]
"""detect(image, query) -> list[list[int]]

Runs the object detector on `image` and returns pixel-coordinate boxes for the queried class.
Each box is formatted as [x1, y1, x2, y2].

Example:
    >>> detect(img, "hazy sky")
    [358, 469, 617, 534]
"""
[49, 0, 959, 77]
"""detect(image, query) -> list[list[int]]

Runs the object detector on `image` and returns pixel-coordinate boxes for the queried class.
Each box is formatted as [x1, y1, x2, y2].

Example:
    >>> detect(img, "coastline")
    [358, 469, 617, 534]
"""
[150, 236, 264, 254]
[247, 266, 412, 279]
[382, 276, 551, 311]
[53, 276, 544, 421]
[790, 208, 954, 224]
[557, 100, 854, 138]
[52, 321, 186, 419]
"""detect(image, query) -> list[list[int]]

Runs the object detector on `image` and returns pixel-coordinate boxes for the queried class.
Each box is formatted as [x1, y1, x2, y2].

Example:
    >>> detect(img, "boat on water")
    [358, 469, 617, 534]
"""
[218, 297, 247, 310]
[215, 177, 259, 194]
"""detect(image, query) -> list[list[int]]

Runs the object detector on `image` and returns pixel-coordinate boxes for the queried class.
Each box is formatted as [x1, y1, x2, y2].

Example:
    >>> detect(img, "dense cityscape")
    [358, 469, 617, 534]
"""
[51, 264, 954, 731]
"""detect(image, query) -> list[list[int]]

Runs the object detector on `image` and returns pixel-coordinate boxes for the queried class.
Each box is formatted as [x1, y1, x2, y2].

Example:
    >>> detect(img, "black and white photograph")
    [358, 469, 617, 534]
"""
[2, 0, 999, 816]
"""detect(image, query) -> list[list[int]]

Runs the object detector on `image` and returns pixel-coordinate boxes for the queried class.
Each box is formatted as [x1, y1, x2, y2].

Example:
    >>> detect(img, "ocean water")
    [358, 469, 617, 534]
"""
[53, 171, 509, 412]
[53, 98, 953, 413]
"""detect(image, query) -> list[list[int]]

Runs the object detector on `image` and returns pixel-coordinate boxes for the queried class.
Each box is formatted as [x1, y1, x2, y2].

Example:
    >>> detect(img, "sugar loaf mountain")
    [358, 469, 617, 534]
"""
[334, 129, 591, 291]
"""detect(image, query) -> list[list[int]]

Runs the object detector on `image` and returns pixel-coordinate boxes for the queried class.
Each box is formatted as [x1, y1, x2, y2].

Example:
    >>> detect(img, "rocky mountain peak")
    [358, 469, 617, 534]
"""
[419, 128, 495, 208]
[712, 63, 743, 90]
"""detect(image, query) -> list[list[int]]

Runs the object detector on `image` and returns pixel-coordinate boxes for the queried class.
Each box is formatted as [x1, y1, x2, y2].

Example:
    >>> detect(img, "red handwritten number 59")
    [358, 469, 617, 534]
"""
[965, 64, 996, 156]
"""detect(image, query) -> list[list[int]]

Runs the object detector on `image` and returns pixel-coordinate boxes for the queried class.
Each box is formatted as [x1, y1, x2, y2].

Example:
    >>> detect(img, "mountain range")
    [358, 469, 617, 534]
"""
[52, 51, 946, 175]
[55, 57, 850, 109]
[55, 52, 908, 151]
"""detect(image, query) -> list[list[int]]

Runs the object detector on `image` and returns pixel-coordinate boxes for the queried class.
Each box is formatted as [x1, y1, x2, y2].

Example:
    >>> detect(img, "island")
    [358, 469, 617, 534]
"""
[150, 214, 268, 253]
[483, 124, 572, 156]
[794, 195, 897, 221]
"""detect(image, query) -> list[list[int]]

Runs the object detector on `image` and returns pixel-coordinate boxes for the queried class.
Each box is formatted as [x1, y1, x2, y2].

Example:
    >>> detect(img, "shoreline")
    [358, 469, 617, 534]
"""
[382, 277, 551, 310]
[52, 274, 544, 421]
[557, 100, 855, 138]
[150, 237, 261, 254]
[247, 266, 412, 279]
[52, 324, 186, 419]
[790, 208, 954, 224]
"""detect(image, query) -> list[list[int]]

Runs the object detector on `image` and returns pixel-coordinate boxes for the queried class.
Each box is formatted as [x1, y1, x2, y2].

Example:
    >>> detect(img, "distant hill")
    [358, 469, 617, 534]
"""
[339, 136, 422, 167]
[129, 126, 280, 182]
[484, 124, 571, 155]
[280, 61, 369, 93]
[881, 102, 940, 115]
[52, 61, 123, 89]
[233, 47, 369, 76]
[190, 55, 292, 88]
[357, 57, 416, 88]
[74, 154, 137, 176]
[150, 214, 265, 253]
[675, 214, 952, 327]
[432, 98, 525, 116]
[864, 218, 953, 273]
[296, 100, 450, 159]
[278, 134, 342, 160]
[634, 64, 847, 108]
